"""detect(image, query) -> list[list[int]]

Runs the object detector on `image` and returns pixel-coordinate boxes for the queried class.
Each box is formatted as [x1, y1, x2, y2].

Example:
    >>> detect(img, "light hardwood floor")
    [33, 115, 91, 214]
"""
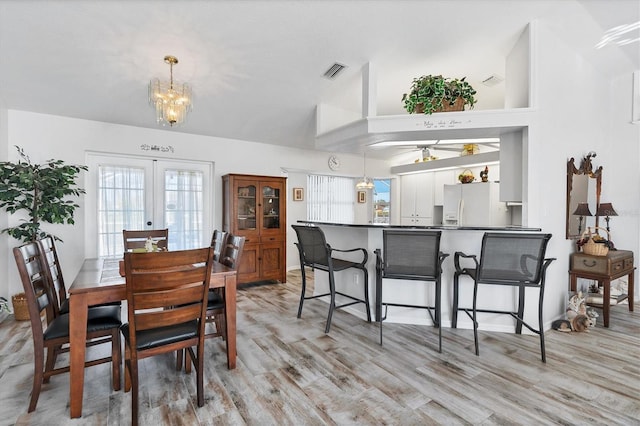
[1, 270, 638, 425]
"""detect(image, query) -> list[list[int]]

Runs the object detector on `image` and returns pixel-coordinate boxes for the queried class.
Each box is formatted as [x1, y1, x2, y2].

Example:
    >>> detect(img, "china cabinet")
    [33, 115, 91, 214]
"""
[222, 174, 287, 284]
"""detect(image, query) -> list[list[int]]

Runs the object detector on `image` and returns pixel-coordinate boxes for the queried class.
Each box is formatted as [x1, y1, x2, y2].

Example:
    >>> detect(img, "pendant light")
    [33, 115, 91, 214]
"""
[149, 55, 193, 127]
[356, 152, 375, 189]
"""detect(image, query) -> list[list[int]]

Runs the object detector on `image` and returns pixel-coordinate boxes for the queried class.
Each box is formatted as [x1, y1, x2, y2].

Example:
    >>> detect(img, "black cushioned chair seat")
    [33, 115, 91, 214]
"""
[121, 320, 198, 351]
[44, 305, 122, 340]
[207, 291, 224, 309]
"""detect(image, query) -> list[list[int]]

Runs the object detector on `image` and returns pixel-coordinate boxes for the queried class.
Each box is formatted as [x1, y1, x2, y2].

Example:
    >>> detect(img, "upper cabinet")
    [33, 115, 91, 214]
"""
[400, 173, 434, 225]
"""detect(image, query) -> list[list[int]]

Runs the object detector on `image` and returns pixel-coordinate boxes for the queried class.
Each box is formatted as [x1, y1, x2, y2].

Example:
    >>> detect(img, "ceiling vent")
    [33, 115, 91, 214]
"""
[323, 62, 347, 79]
[481, 74, 504, 87]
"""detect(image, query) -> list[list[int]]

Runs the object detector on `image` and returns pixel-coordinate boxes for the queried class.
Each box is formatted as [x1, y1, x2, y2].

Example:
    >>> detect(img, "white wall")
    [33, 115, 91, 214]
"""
[526, 21, 639, 326]
[0, 111, 390, 297]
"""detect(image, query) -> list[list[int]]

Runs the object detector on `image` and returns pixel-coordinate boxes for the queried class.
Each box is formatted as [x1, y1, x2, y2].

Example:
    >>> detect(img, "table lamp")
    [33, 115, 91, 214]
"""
[572, 202, 592, 235]
[596, 202, 617, 233]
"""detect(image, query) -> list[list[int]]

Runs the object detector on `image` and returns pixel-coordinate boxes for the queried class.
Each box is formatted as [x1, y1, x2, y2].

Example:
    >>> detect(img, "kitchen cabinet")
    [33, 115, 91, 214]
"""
[222, 174, 287, 284]
[400, 173, 433, 225]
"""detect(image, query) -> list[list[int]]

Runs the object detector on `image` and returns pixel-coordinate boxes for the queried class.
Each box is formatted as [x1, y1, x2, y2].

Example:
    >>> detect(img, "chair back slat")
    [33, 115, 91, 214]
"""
[133, 285, 206, 311]
[478, 233, 552, 284]
[382, 230, 442, 279]
[123, 229, 169, 251]
[37, 236, 66, 315]
[13, 242, 56, 335]
[219, 235, 245, 270]
[291, 225, 330, 267]
[211, 230, 228, 262]
[135, 304, 203, 331]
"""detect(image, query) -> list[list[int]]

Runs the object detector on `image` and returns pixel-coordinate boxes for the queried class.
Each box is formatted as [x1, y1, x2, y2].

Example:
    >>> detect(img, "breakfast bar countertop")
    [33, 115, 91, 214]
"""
[296, 220, 542, 232]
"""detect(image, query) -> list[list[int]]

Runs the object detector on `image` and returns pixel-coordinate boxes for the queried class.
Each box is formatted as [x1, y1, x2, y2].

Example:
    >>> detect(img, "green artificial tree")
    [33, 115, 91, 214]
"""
[0, 146, 88, 242]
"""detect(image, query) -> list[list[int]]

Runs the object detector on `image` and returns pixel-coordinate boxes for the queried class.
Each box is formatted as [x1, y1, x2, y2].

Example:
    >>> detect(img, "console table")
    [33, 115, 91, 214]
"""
[569, 250, 635, 327]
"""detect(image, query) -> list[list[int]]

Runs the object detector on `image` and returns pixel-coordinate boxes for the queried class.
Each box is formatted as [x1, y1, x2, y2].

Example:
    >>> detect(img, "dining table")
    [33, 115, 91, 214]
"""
[68, 256, 237, 419]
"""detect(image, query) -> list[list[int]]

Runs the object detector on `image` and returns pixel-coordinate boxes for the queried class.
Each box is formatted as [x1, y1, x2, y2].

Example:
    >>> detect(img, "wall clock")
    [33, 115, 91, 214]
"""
[328, 155, 341, 171]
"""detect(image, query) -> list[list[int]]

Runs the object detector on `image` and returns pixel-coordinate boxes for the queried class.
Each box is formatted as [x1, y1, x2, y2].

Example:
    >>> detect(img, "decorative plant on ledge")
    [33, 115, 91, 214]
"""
[0, 146, 88, 242]
[402, 74, 477, 114]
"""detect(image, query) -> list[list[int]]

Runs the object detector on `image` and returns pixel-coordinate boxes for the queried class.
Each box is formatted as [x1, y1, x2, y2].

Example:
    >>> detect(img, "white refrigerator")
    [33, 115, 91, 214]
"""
[442, 182, 510, 226]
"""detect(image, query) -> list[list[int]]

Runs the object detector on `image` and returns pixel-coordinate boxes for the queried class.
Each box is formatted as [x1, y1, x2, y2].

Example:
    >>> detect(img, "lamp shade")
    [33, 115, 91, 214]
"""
[572, 202, 593, 216]
[596, 203, 617, 217]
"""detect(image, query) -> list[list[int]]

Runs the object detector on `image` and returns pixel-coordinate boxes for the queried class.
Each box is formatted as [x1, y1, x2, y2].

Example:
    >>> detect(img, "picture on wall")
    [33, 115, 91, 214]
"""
[357, 190, 366, 203]
[293, 187, 304, 201]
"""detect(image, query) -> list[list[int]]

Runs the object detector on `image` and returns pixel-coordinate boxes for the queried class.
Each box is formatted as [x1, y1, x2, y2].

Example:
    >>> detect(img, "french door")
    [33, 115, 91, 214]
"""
[85, 153, 212, 257]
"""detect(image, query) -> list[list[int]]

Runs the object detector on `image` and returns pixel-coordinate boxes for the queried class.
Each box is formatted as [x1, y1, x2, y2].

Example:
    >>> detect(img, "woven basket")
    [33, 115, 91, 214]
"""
[581, 227, 610, 256]
[458, 169, 475, 184]
[11, 293, 30, 321]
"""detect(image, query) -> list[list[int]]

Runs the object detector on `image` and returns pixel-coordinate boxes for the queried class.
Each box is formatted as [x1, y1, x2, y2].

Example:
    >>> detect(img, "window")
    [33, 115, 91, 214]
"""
[373, 179, 391, 224]
[306, 175, 355, 223]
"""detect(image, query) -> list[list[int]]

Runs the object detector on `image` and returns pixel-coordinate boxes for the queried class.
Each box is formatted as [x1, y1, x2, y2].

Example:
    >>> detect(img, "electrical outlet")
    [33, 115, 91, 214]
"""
[353, 272, 359, 284]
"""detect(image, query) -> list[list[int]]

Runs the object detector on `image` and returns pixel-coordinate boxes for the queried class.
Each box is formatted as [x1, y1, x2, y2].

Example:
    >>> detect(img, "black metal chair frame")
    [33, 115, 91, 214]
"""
[452, 232, 555, 362]
[292, 224, 371, 333]
[375, 230, 449, 352]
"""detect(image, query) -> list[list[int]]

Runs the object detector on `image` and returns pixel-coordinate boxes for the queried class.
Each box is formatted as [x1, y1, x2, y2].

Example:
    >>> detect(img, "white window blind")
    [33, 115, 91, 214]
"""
[307, 175, 355, 223]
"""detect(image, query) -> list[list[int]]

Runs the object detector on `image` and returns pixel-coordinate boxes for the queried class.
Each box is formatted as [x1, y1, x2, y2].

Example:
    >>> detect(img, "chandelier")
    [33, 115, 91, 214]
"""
[356, 153, 375, 189]
[149, 55, 192, 127]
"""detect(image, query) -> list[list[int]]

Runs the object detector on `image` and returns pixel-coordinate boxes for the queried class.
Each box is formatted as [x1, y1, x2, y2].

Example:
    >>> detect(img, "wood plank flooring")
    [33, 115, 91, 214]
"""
[1, 269, 638, 425]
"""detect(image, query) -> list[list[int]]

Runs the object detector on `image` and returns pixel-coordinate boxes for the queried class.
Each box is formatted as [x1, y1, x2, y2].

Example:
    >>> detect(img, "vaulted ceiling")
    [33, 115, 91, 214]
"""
[0, 1, 638, 156]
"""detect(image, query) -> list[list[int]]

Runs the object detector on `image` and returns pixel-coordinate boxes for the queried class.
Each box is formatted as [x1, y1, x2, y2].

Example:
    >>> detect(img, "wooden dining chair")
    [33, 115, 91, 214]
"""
[177, 235, 245, 371]
[122, 247, 214, 426]
[13, 241, 122, 413]
[122, 228, 169, 252]
[205, 234, 245, 340]
[210, 229, 228, 262]
[38, 236, 120, 315]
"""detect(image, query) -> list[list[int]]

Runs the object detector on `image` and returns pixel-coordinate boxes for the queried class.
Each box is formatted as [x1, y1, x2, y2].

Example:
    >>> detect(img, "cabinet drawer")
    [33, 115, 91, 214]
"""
[260, 235, 283, 243]
[624, 257, 634, 270]
[571, 251, 633, 275]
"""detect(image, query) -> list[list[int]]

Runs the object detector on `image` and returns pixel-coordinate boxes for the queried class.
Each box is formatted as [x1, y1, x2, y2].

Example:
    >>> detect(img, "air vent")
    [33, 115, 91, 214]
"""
[323, 62, 347, 79]
[482, 74, 504, 87]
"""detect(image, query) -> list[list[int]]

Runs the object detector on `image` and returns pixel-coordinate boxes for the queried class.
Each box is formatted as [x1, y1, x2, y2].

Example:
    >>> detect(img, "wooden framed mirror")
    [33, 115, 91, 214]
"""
[566, 154, 602, 239]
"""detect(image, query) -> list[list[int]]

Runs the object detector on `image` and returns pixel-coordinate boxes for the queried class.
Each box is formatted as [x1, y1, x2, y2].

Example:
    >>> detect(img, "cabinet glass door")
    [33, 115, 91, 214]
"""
[237, 184, 257, 231]
[262, 185, 280, 229]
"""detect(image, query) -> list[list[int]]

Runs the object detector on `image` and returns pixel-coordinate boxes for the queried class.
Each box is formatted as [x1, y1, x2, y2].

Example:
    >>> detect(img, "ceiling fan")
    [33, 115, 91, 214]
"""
[394, 139, 501, 162]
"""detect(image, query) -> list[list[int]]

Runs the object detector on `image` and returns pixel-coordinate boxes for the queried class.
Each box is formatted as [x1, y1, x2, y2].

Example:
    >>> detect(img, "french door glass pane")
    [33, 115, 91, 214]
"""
[98, 165, 146, 256]
[88, 154, 211, 258]
[164, 169, 204, 251]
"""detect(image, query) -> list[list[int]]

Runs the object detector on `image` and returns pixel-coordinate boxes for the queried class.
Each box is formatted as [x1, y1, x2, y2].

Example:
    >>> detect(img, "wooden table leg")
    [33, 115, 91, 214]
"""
[629, 270, 634, 312]
[224, 275, 237, 369]
[569, 272, 577, 293]
[602, 278, 610, 328]
[69, 294, 89, 418]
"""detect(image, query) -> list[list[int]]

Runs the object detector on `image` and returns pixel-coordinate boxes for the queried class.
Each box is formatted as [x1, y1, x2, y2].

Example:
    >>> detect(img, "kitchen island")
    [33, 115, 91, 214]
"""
[295, 221, 545, 334]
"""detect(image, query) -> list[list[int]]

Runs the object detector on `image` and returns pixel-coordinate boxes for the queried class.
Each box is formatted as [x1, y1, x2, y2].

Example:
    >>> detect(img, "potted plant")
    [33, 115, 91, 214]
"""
[0, 146, 87, 243]
[0, 146, 87, 319]
[402, 74, 477, 114]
